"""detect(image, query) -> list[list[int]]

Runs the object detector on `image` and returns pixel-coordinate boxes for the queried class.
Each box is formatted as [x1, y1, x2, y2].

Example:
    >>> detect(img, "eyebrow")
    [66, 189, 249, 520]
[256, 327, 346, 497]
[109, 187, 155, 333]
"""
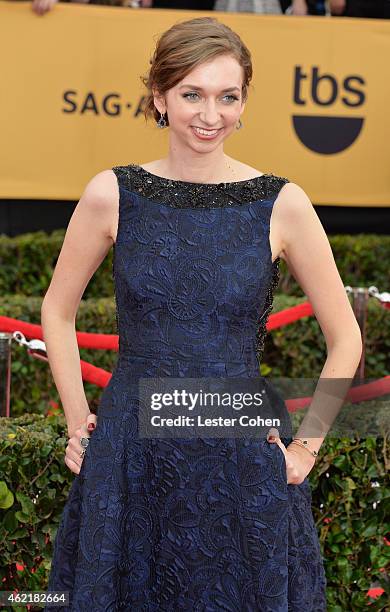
[179, 84, 241, 93]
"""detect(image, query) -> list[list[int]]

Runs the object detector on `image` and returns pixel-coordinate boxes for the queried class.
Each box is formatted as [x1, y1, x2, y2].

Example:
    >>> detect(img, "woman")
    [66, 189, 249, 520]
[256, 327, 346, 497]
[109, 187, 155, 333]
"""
[42, 16, 362, 610]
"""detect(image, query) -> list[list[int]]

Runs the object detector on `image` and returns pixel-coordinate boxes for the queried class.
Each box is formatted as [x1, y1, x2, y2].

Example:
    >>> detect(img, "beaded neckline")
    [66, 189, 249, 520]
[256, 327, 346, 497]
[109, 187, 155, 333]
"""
[112, 163, 290, 210]
[133, 163, 271, 187]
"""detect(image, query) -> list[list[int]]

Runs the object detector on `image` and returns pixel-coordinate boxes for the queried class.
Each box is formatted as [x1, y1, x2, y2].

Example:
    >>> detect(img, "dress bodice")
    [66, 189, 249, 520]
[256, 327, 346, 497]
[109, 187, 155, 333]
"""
[111, 163, 289, 373]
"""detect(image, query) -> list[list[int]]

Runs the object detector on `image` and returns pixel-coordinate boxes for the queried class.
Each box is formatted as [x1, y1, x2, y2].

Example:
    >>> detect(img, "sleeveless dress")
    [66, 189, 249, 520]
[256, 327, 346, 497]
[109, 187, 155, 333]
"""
[45, 164, 327, 611]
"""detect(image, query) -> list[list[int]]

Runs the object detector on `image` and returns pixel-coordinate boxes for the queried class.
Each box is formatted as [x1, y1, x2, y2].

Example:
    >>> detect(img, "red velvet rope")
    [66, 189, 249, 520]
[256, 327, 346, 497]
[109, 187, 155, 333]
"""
[1, 308, 388, 403]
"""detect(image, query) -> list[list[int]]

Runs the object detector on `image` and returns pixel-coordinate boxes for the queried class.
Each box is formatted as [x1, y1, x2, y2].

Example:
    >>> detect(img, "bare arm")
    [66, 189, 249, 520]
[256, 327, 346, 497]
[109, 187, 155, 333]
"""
[41, 170, 119, 439]
[270, 182, 362, 480]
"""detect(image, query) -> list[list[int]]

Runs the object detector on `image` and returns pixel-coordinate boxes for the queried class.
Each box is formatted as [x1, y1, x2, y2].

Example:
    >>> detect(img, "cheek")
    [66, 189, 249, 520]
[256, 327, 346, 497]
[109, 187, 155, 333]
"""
[225, 109, 241, 126]
[170, 105, 195, 124]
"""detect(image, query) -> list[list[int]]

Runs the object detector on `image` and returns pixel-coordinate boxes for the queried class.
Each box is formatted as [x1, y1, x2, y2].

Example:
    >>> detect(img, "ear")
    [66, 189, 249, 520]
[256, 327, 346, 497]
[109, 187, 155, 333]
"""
[240, 100, 246, 116]
[152, 87, 166, 115]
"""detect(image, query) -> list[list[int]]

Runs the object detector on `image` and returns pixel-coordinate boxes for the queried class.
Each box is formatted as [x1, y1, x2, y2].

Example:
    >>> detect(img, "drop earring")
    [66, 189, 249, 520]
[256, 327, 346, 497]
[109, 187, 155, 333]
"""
[236, 118, 243, 130]
[157, 111, 167, 128]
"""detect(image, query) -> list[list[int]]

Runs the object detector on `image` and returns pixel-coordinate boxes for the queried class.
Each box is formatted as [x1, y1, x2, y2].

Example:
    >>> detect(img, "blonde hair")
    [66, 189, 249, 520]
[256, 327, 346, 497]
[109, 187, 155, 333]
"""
[140, 17, 253, 127]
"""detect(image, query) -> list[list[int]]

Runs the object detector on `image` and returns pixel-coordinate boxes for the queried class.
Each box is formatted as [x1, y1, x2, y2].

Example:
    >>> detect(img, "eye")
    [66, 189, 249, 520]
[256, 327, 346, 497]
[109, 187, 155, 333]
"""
[182, 92, 239, 103]
[182, 92, 200, 101]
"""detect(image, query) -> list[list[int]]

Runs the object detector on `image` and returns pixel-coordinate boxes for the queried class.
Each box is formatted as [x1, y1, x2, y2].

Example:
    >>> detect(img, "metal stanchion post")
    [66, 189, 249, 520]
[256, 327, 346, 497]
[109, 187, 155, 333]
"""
[353, 287, 369, 383]
[346, 283, 389, 384]
[345, 286, 369, 384]
[0, 332, 12, 417]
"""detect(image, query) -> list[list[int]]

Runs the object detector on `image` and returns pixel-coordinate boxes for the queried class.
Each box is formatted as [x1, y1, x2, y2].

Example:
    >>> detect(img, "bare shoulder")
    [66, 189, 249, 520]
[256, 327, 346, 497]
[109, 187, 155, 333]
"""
[241, 163, 267, 178]
[80, 169, 119, 243]
[275, 181, 314, 217]
[82, 169, 119, 204]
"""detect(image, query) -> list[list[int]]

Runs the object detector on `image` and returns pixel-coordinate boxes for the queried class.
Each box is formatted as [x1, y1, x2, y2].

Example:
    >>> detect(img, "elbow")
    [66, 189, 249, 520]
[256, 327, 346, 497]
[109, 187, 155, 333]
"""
[41, 294, 76, 324]
[41, 296, 48, 319]
[41, 294, 47, 314]
[346, 323, 363, 350]
[351, 326, 363, 356]
[40, 296, 52, 330]
[351, 333, 364, 365]
[41, 293, 52, 318]
[326, 325, 363, 357]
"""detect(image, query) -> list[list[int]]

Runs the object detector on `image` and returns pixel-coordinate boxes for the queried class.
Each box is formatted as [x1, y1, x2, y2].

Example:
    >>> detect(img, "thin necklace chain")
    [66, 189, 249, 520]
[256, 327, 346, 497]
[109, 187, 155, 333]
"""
[225, 159, 238, 179]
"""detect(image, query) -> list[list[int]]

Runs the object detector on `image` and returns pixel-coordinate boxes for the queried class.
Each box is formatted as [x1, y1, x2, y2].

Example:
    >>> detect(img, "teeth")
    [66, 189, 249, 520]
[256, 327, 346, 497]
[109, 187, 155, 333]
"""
[194, 127, 219, 136]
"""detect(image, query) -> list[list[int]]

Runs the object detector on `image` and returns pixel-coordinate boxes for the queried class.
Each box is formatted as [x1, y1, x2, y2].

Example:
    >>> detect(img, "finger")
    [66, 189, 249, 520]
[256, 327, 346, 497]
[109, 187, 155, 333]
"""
[77, 434, 90, 456]
[66, 437, 85, 458]
[78, 421, 89, 437]
[67, 430, 85, 452]
[274, 437, 288, 460]
[67, 437, 80, 453]
[267, 427, 279, 442]
[65, 454, 80, 475]
[78, 415, 95, 437]
[68, 448, 84, 468]
[86, 413, 97, 433]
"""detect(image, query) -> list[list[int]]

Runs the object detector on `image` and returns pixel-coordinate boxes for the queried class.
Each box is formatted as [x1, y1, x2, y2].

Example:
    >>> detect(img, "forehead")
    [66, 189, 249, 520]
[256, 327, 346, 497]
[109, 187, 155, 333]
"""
[177, 55, 243, 88]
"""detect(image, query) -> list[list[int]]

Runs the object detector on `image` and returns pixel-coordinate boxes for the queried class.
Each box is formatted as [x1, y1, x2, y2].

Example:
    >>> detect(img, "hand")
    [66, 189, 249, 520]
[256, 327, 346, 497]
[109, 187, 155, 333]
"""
[267, 429, 316, 485]
[31, 0, 59, 16]
[291, 0, 308, 16]
[65, 413, 97, 475]
[329, 0, 346, 15]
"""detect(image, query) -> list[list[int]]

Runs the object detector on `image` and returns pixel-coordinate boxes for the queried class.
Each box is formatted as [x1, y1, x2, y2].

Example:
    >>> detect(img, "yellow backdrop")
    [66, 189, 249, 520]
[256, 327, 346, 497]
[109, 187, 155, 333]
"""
[1, 2, 389, 206]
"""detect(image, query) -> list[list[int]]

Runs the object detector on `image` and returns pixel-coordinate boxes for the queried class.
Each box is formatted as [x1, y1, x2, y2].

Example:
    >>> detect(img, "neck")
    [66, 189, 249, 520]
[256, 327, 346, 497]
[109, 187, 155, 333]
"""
[160, 148, 238, 183]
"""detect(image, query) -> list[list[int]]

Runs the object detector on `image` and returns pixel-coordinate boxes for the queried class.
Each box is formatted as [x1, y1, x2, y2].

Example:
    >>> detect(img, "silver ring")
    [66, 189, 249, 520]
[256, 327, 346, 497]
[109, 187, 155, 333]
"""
[80, 436, 89, 449]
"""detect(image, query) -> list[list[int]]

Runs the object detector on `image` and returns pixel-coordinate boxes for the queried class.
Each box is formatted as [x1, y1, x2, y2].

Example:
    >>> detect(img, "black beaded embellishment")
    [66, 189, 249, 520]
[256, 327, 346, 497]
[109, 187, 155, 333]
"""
[255, 258, 281, 364]
[112, 245, 120, 337]
[112, 163, 289, 208]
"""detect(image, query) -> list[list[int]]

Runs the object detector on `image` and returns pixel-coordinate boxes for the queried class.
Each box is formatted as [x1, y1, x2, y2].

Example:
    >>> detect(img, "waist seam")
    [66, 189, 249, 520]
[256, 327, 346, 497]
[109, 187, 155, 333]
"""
[118, 351, 259, 366]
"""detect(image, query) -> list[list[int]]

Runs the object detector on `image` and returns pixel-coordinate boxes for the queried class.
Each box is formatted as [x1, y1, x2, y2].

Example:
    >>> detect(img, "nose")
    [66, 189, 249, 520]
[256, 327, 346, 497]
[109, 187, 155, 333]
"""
[199, 99, 220, 126]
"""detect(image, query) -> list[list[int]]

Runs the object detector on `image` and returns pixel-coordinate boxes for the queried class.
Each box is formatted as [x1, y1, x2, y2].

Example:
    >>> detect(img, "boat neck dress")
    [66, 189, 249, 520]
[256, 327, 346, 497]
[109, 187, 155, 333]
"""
[45, 163, 327, 612]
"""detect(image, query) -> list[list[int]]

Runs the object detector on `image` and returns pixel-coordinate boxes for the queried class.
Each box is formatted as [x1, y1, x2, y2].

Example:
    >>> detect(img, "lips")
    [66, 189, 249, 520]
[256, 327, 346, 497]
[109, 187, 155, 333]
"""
[191, 126, 223, 140]
[192, 127, 223, 131]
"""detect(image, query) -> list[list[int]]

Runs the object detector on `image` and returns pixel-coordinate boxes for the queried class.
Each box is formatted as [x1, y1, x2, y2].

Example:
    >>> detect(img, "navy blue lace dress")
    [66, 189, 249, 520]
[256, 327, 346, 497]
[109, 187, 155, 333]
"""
[45, 164, 327, 611]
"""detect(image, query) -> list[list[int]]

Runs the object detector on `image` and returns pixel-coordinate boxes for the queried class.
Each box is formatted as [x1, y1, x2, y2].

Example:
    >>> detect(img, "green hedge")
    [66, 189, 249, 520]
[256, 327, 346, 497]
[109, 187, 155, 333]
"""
[0, 295, 118, 419]
[0, 293, 388, 419]
[0, 230, 389, 299]
[0, 414, 388, 611]
[0, 230, 389, 609]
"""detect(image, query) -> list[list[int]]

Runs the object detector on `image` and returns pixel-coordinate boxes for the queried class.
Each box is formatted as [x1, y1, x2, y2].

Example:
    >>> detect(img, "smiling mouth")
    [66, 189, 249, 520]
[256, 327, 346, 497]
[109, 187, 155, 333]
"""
[191, 126, 223, 136]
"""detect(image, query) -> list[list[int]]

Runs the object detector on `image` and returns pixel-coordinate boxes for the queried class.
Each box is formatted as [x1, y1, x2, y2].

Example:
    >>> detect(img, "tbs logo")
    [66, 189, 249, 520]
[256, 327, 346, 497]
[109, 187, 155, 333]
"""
[292, 66, 366, 154]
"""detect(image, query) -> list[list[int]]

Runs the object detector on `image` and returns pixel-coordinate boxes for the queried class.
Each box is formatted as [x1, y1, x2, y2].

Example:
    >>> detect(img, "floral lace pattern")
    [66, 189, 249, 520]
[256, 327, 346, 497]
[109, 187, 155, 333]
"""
[45, 165, 327, 611]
